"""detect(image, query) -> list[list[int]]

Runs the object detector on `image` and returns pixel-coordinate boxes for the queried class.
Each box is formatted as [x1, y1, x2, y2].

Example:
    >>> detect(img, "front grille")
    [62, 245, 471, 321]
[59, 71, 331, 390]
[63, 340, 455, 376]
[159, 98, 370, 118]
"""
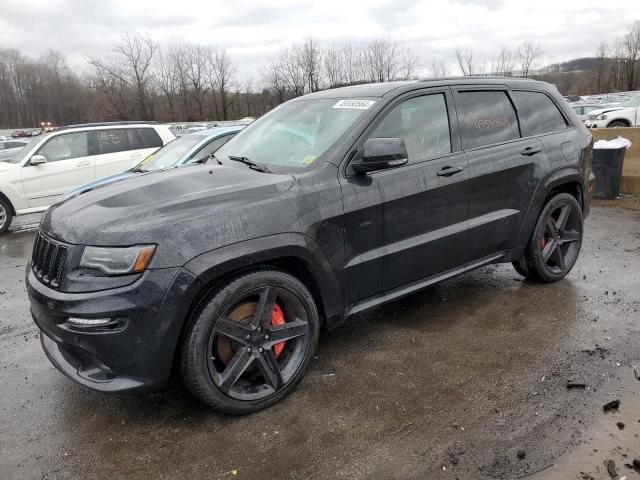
[31, 232, 68, 288]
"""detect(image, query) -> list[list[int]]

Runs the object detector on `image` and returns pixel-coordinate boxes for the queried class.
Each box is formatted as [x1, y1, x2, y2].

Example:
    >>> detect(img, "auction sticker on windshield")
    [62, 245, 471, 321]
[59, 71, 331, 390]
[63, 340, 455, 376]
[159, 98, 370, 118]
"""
[332, 99, 376, 109]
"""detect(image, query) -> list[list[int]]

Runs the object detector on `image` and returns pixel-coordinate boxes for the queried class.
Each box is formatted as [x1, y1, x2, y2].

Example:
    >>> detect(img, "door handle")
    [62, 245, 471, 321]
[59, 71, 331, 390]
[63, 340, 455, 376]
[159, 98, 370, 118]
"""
[521, 146, 542, 156]
[76, 160, 90, 167]
[437, 165, 464, 177]
[129, 152, 143, 158]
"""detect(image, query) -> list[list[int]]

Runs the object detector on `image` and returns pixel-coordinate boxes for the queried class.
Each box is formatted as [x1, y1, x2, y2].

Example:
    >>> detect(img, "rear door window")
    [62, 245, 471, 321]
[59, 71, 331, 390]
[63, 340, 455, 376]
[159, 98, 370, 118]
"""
[455, 90, 519, 149]
[96, 129, 131, 155]
[511, 90, 568, 137]
[369, 93, 451, 162]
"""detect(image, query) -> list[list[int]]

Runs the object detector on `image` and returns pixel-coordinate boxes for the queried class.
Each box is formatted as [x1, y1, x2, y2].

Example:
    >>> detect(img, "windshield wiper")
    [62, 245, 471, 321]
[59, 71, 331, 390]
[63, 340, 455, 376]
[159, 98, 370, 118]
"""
[228, 155, 270, 173]
[130, 166, 148, 173]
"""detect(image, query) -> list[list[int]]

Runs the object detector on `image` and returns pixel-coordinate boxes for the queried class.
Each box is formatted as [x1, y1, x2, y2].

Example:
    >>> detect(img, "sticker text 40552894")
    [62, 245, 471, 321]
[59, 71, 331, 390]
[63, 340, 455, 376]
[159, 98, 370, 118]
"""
[473, 117, 511, 130]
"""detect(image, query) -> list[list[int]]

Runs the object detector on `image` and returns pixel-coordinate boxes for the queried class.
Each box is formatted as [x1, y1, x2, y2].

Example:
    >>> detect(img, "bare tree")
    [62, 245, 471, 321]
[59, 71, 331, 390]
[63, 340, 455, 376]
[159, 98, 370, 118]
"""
[88, 33, 158, 119]
[183, 44, 209, 120]
[155, 46, 179, 120]
[592, 41, 609, 93]
[263, 57, 287, 104]
[430, 57, 449, 78]
[518, 41, 542, 78]
[300, 38, 322, 92]
[622, 21, 640, 90]
[399, 46, 419, 80]
[366, 39, 400, 82]
[491, 46, 515, 76]
[323, 44, 343, 88]
[455, 47, 477, 76]
[211, 47, 236, 120]
[341, 42, 365, 85]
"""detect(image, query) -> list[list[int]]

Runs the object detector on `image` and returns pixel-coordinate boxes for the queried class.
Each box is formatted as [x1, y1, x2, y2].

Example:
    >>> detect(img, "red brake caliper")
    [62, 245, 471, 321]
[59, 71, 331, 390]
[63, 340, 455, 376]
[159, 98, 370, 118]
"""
[541, 236, 547, 250]
[271, 304, 286, 358]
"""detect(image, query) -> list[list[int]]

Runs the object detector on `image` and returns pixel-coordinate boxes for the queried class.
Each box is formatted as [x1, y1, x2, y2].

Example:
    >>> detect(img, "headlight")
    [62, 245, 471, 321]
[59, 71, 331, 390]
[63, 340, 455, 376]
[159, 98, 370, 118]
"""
[596, 114, 607, 120]
[80, 245, 156, 275]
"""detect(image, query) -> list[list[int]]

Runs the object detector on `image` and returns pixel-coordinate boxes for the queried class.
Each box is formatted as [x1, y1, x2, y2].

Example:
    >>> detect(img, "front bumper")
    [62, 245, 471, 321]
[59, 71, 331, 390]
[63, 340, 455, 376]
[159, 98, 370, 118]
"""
[585, 119, 608, 128]
[27, 266, 202, 393]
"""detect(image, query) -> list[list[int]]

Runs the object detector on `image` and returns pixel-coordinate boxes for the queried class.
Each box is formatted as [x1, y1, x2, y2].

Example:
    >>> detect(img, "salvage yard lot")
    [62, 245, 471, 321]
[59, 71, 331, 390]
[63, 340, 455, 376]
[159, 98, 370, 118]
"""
[1, 198, 639, 480]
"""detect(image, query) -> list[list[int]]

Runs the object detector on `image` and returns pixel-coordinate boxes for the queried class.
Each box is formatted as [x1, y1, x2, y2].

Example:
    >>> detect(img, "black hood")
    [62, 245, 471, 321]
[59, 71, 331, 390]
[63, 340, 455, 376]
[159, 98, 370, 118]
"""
[42, 164, 295, 267]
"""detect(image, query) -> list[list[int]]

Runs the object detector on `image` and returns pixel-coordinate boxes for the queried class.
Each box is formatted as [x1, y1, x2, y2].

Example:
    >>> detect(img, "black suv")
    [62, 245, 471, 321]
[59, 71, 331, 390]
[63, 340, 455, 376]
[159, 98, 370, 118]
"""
[27, 78, 593, 414]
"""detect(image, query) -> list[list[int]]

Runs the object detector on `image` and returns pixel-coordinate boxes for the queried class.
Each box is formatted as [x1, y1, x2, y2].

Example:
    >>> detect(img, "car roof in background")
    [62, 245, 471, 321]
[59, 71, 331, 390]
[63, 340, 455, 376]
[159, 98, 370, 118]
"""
[195, 125, 245, 138]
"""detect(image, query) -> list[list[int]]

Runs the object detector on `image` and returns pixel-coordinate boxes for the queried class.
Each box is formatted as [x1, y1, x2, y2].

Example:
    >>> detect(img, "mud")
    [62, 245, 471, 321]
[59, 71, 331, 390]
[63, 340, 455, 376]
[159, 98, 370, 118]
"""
[1, 199, 639, 480]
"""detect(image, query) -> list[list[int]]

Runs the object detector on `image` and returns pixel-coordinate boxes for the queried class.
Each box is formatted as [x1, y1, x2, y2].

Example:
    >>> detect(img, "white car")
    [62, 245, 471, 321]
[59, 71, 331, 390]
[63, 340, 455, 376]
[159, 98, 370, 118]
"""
[585, 96, 640, 128]
[0, 122, 174, 233]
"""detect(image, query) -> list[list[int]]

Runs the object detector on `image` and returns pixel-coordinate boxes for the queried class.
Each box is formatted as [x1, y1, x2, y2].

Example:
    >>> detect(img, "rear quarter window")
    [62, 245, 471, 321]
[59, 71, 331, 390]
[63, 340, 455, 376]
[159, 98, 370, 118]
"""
[137, 128, 163, 148]
[455, 90, 519, 149]
[511, 91, 568, 137]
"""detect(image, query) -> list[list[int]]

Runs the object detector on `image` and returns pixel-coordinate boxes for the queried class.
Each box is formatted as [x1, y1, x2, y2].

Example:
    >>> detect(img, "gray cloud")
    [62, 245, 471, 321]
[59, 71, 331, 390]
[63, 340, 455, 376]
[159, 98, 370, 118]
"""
[0, 0, 638, 80]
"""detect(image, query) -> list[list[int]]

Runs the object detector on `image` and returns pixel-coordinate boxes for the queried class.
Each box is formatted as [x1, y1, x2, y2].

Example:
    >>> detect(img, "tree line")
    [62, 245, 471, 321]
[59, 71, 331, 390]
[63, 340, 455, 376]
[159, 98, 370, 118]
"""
[0, 21, 639, 129]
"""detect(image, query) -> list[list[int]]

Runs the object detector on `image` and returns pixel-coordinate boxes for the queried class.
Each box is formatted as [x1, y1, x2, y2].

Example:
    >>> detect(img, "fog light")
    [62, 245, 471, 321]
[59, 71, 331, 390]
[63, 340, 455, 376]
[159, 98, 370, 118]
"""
[66, 317, 112, 326]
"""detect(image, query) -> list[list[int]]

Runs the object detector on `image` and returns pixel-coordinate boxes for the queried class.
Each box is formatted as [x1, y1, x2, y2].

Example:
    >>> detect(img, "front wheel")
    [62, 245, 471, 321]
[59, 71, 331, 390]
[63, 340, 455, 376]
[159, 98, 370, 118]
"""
[0, 197, 13, 234]
[608, 120, 628, 128]
[517, 193, 584, 283]
[181, 269, 320, 415]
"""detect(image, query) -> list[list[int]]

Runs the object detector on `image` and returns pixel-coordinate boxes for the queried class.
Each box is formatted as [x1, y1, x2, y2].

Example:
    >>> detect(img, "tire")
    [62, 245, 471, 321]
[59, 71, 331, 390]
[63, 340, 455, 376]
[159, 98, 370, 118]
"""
[523, 193, 583, 283]
[608, 120, 628, 128]
[0, 197, 13, 235]
[181, 269, 320, 415]
[512, 257, 532, 278]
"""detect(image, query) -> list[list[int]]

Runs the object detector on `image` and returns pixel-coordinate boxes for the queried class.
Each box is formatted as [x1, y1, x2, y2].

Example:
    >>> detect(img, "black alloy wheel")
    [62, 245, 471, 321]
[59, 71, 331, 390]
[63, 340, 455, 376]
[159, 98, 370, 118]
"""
[516, 193, 584, 282]
[181, 270, 319, 414]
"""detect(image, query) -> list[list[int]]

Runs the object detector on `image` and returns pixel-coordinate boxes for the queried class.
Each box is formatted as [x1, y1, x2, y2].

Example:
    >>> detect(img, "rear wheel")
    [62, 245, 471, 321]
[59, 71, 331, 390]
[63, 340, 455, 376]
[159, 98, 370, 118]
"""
[0, 197, 13, 234]
[181, 269, 319, 415]
[517, 193, 583, 283]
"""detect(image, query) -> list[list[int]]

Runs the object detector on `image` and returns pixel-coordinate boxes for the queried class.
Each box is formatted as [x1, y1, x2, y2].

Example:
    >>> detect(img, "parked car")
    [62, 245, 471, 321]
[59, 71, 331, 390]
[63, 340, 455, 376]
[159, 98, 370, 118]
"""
[0, 121, 174, 233]
[571, 103, 603, 122]
[564, 95, 584, 103]
[0, 139, 28, 151]
[27, 78, 593, 414]
[585, 95, 640, 128]
[0, 140, 29, 163]
[61, 126, 243, 201]
[11, 129, 30, 138]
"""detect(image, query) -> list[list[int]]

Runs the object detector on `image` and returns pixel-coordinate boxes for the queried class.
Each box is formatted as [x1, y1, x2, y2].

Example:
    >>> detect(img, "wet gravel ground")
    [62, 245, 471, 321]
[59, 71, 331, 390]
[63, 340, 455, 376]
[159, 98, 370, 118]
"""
[1, 198, 639, 480]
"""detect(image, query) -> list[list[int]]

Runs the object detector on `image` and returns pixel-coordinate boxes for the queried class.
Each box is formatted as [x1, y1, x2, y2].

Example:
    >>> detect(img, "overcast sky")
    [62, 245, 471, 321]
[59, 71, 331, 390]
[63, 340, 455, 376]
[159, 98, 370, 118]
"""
[1, 0, 639, 83]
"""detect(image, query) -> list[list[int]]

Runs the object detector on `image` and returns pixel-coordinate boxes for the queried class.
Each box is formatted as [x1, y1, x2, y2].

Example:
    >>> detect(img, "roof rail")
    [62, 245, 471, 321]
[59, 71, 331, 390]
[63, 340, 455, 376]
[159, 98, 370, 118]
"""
[57, 121, 159, 131]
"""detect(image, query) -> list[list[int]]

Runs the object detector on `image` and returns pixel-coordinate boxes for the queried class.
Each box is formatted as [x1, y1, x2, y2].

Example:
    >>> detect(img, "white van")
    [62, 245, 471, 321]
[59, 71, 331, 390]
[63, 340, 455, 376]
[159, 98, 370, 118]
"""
[0, 122, 175, 233]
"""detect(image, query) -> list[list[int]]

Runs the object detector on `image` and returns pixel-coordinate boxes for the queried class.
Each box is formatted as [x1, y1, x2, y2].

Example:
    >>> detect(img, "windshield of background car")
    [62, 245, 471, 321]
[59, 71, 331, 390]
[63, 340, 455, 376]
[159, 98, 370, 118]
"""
[8, 134, 46, 164]
[137, 134, 205, 171]
[620, 96, 640, 108]
[215, 98, 376, 171]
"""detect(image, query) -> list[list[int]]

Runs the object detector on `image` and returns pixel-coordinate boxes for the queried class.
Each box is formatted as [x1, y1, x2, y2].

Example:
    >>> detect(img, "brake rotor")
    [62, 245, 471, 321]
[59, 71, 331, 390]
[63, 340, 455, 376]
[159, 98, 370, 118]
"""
[216, 301, 287, 366]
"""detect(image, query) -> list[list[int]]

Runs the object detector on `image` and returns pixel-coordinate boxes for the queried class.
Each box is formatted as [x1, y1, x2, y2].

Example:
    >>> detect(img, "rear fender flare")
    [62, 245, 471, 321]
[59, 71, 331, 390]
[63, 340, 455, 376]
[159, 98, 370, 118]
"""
[516, 166, 584, 246]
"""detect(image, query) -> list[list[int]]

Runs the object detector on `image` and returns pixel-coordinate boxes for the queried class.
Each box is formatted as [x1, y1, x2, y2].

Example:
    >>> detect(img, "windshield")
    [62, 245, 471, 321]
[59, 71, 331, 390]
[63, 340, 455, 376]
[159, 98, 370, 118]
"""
[136, 134, 205, 171]
[6, 135, 46, 164]
[620, 96, 640, 108]
[215, 98, 375, 171]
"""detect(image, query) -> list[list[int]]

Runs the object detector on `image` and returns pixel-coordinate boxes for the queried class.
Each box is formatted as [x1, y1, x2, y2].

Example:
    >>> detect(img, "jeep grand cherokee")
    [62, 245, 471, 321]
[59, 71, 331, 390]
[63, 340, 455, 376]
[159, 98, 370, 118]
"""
[27, 78, 594, 414]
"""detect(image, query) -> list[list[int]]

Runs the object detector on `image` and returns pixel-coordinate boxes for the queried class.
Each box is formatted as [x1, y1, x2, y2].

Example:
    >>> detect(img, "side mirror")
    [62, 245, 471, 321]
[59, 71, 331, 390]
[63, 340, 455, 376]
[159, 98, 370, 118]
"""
[30, 155, 47, 165]
[351, 138, 408, 174]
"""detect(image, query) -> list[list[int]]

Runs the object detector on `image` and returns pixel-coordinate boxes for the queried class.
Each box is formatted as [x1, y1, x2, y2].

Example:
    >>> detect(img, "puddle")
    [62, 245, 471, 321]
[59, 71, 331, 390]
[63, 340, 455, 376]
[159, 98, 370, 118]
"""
[531, 367, 640, 480]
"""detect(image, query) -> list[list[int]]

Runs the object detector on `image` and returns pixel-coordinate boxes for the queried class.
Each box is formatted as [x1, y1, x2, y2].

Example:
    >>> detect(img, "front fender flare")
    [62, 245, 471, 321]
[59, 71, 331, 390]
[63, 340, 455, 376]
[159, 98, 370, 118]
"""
[183, 233, 344, 320]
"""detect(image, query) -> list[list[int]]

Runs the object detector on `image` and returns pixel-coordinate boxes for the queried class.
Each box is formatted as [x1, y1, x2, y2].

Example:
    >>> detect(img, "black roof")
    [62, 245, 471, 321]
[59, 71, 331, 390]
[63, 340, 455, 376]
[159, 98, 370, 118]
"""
[295, 77, 551, 100]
